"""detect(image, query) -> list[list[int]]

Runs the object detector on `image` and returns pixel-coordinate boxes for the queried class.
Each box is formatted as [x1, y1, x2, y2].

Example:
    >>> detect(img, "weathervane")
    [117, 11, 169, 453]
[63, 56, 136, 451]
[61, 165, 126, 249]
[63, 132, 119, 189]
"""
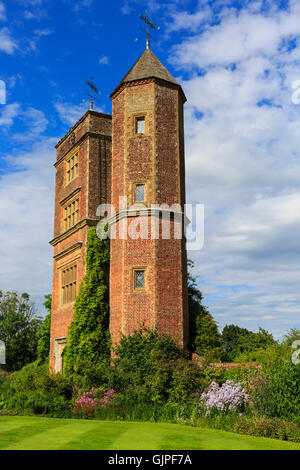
[85, 76, 100, 110]
[135, 10, 160, 49]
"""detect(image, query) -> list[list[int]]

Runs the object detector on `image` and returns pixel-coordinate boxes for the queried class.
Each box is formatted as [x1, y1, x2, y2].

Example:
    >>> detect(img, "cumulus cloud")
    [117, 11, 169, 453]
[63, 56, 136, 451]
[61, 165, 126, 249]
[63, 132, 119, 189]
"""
[14, 108, 49, 141]
[121, 0, 185, 15]
[168, 8, 211, 33]
[0, 138, 55, 310]
[54, 101, 90, 126]
[54, 100, 104, 127]
[0, 2, 6, 21]
[99, 55, 109, 65]
[73, 0, 94, 12]
[0, 28, 17, 54]
[0, 103, 20, 127]
[170, 0, 300, 336]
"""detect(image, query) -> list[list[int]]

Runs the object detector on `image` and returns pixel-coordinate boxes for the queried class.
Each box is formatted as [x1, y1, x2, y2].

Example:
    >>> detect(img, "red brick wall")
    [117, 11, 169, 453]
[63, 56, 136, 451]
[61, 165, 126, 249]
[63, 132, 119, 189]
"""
[191, 354, 261, 370]
[109, 79, 188, 349]
[50, 111, 112, 372]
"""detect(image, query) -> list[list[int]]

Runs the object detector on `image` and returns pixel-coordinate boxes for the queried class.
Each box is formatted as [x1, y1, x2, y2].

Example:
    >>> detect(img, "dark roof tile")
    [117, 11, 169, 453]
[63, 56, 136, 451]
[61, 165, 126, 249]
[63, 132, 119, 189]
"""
[111, 48, 180, 96]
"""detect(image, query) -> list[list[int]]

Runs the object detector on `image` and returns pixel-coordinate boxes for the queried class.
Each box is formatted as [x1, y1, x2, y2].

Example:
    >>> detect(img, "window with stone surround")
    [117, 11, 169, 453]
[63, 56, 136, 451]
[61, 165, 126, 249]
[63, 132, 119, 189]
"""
[66, 152, 78, 183]
[61, 264, 77, 304]
[135, 116, 145, 134]
[63, 197, 79, 231]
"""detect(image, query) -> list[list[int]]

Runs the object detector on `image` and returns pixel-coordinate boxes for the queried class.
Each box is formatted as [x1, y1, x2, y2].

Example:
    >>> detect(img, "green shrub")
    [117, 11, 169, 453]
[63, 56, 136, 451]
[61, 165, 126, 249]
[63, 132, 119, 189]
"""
[72, 329, 212, 406]
[114, 329, 183, 373]
[112, 329, 211, 404]
[223, 365, 261, 389]
[7, 390, 69, 417]
[250, 361, 300, 420]
[234, 344, 289, 366]
[0, 362, 73, 417]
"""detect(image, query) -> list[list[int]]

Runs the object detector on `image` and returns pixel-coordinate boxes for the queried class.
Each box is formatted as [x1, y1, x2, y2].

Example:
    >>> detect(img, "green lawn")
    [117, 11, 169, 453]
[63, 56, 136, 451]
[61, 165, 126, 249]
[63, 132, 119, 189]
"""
[0, 416, 299, 450]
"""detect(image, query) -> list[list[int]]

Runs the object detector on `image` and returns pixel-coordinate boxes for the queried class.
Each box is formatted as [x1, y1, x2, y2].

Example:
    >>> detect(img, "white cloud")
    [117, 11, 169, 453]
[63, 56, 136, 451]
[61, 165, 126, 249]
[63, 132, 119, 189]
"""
[0, 104, 48, 139]
[0, 103, 20, 127]
[54, 100, 104, 127]
[23, 6, 48, 20]
[0, 2, 6, 21]
[26, 28, 53, 52]
[6, 74, 23, 89]
[0, 102, 52, 310]
[169, 1, 300, 337]
[24, 10, 35, 19]
[168, 8, 211, 33]
[121, 0, 185, 15]
[0, 138, 56, 309]
[54, 101, 89, 126]
[14, 108, 48, 141]
[0, 28, 17, 54]
[73, 0, 94, 12]
[99, 55, 109, 65]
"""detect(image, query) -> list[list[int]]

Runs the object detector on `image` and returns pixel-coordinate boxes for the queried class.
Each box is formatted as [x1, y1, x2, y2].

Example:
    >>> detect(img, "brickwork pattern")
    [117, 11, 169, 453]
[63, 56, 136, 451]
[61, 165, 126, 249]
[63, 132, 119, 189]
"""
[50, 111, 112, 371]
[109, 78, 188, 349]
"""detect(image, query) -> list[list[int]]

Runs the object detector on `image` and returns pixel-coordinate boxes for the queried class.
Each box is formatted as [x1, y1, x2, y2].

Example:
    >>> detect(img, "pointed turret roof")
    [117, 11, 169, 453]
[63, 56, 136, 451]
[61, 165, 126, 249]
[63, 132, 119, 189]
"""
[111, 48, 184, 98]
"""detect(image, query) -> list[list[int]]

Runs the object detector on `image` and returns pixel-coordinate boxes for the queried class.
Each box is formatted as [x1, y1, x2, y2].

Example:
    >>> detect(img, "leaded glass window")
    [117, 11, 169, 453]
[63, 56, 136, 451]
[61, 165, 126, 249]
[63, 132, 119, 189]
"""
[135, 184, 145, 202]
[136, 117, 145, 134]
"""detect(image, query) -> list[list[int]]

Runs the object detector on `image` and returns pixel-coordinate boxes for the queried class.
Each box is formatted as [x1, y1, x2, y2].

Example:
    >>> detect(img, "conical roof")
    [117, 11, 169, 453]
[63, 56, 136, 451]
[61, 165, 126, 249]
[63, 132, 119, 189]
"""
[111, 48, 183, 97]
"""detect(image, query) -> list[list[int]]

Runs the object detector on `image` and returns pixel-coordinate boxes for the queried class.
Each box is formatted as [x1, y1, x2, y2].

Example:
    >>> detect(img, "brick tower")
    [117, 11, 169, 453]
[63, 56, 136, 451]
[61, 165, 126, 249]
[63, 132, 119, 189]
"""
[109, 47, 189, 349]
[49, 110, 112, 372]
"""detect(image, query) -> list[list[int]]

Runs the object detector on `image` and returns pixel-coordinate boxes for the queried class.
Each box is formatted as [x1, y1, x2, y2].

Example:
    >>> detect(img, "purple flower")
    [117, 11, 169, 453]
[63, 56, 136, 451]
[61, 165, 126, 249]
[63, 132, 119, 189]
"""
[199, 380, 249, 416]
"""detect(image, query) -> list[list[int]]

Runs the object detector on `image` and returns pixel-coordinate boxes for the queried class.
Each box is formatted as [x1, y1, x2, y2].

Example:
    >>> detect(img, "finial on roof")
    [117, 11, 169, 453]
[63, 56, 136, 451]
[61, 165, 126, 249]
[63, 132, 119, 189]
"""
[86, 76, 100, 110]
[135, 10, 160, 50]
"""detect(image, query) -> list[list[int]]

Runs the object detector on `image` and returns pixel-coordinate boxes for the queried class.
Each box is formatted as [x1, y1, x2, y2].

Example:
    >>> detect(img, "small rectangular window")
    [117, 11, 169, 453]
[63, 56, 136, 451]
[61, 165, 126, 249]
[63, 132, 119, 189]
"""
[135, 117, 145, 134]
[135, 270, 145, 289]
[135, 184, 145, 202]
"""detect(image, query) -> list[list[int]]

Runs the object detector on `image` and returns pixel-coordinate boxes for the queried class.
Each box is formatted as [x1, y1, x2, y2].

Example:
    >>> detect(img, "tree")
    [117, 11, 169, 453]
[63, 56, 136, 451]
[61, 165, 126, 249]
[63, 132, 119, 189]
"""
[64, 227, 110, 373]
[0, 291, 42, 371]
[188, 261, 221, 357]
[282, 328, 300, 347]
[221, 324, 276, 362]
[37, 294, 52, 364]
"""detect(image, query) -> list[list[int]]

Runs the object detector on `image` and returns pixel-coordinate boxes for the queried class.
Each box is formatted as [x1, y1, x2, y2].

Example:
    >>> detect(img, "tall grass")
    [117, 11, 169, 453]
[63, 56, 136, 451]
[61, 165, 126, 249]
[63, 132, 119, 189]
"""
[89, 400, 199, 423]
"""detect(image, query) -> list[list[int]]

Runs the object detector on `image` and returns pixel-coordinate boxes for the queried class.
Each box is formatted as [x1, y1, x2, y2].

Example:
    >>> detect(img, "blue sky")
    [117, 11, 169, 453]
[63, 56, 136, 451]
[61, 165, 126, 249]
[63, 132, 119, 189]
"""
[1, 0, 300, 339]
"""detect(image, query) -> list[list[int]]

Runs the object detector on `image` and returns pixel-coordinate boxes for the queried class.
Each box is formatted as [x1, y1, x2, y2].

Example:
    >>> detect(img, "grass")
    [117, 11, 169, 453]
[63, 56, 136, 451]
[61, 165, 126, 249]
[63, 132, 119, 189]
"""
[0, 416, 300, 450]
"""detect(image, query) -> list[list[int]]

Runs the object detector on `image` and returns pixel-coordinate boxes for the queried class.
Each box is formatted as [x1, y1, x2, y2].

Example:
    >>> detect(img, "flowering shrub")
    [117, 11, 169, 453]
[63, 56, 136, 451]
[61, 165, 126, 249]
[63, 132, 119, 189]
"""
[248, 374, 276, 417]
[74, 387, 117, 417]
[199, 380, 249, 416]
[249, 363, 300, 420]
